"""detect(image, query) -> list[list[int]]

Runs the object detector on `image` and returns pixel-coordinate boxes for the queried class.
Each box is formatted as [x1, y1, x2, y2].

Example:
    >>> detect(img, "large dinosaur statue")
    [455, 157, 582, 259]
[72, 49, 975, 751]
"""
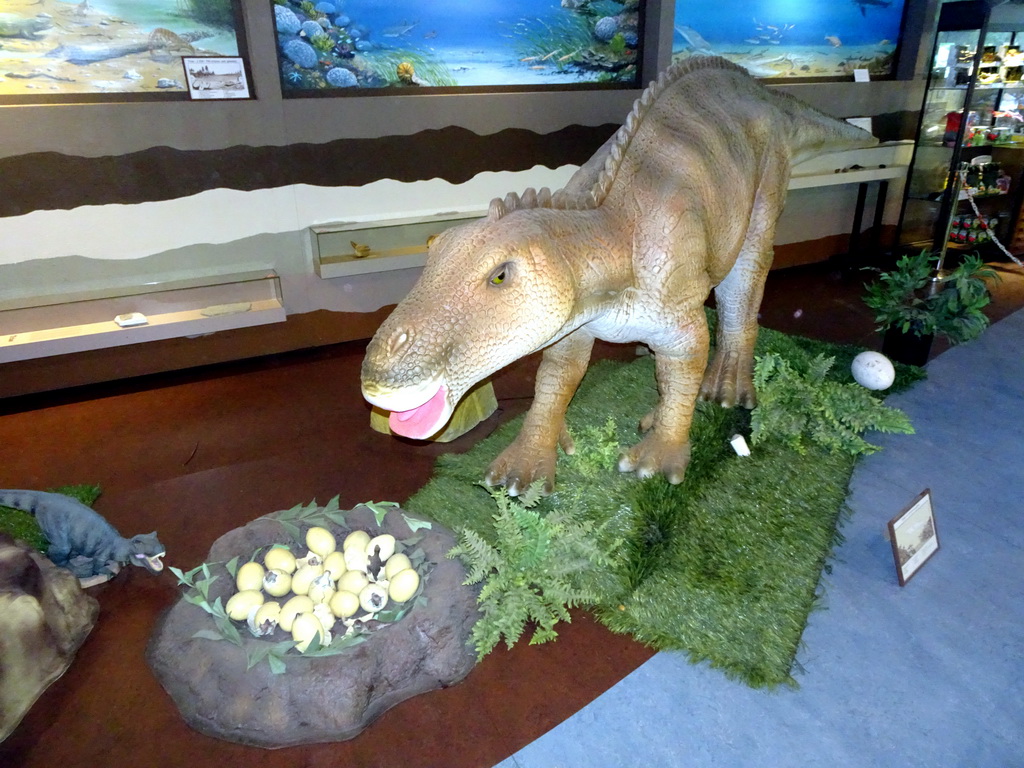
[361, 56, 877, 494]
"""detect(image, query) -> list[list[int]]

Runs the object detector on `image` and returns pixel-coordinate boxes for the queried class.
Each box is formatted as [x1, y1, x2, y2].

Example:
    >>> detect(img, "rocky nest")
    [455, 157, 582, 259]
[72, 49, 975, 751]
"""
[146, 503, 479, 748]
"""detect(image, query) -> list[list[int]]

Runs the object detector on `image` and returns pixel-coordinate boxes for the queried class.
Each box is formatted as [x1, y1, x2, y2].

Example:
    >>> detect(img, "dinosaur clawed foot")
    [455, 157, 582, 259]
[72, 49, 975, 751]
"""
[484, 427, 573, 496]
[699, 348, 756, 409]
[618, 435, 691, 485]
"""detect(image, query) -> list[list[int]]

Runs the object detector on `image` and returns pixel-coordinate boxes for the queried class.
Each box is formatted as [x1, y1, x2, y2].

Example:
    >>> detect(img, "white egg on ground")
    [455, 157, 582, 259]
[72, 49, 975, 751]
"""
[851, 351, 896, 390]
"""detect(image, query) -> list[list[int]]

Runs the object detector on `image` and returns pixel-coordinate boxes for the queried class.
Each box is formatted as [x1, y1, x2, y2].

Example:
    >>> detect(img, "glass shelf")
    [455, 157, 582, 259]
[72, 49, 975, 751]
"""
[0, 270, 284, 363]
[311, 211, 485, 279]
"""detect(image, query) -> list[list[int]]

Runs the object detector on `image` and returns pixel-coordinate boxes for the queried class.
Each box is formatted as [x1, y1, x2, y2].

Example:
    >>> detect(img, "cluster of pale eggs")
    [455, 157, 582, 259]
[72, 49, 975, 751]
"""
[224, 526, 421, 653]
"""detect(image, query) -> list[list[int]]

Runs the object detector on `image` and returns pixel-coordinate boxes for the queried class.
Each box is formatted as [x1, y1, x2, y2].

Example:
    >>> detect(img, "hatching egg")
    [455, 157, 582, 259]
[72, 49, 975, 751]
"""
[263, 568, 292, 597]
[359, 583, 388, 613]
[366, 534, 396, 563]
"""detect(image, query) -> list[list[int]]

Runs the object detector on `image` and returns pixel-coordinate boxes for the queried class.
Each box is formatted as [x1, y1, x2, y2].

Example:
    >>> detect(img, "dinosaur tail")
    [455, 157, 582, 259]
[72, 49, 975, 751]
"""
[0, 490, 49, 517]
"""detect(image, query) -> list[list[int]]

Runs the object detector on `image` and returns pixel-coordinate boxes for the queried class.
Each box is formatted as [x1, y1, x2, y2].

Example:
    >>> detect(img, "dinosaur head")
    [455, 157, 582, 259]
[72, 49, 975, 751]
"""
[128, 532, 165, 573]
[362, 210, 581, 439]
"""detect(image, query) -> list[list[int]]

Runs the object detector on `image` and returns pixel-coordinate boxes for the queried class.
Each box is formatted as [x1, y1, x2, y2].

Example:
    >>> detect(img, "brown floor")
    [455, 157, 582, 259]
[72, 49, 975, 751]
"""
[2, 259, 1023, 767]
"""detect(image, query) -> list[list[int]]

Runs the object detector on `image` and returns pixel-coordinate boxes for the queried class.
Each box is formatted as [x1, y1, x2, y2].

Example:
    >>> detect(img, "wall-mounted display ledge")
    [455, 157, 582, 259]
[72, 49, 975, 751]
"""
[311, 211, 487, 279]
[788, 141, 915, 190]
[0, 271, 284, 364]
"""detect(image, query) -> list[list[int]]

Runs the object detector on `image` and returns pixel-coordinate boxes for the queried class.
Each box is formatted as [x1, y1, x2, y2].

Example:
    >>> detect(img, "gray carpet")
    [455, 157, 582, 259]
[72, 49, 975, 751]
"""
[495, 309, 1024, 768]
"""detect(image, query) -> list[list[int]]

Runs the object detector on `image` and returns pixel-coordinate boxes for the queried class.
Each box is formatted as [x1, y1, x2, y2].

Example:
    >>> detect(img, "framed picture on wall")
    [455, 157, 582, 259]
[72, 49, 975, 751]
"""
[271, 0, 645, 96]
[672, 0, 908, 81]
[0, 0, 251, 105]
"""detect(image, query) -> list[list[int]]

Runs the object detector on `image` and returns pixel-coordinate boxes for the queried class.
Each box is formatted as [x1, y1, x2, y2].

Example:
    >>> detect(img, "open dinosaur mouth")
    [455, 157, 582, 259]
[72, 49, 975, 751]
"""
[135, 552, 165, 572]
[388, 385, 451, 440]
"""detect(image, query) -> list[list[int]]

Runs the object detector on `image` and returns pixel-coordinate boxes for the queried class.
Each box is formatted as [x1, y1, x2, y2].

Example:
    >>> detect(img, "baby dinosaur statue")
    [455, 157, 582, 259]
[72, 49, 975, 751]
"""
[0, 490, 165, 586]
[361, 56, 877, 494]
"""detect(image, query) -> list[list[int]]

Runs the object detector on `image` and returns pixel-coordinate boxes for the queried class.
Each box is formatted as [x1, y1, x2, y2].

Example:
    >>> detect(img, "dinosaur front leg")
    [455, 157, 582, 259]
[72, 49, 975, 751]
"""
[485, 330, 595, 495]
[619, 316, 709, 485]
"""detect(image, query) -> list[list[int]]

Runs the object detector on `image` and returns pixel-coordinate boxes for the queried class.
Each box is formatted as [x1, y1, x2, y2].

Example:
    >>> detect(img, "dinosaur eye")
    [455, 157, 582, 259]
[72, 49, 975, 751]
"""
[488, 262, 511, 286]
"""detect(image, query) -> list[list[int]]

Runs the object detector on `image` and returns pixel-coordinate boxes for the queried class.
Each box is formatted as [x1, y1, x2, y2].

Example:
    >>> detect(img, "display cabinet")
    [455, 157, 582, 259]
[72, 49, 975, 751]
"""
[0, 270, 284, 364]
[898, 1, 1024, 258]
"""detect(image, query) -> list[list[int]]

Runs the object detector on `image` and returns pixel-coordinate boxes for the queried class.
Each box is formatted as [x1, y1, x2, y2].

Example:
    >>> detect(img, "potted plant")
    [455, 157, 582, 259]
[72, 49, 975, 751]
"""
[863, 250, 999, 366]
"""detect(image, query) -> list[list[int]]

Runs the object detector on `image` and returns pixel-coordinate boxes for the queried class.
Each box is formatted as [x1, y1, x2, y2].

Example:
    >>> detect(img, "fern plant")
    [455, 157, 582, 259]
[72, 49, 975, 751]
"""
[447, 482, 618, 660]
[751, 352, 914, 455]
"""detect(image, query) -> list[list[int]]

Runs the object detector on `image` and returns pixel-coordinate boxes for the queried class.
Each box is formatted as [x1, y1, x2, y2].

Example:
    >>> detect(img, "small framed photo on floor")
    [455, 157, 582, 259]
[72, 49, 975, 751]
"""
[888, 489, 940, 586]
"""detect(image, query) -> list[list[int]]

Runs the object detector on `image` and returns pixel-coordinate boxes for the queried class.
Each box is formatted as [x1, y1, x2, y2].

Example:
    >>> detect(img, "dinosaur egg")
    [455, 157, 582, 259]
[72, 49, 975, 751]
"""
[343, 530, 371, 552]
[359, 583, 389, 614]
[250, 601, 282, 636]
[338, 569, 369, 595]
[344, 544, 369, 573]
[235, 561, 266, 592]
[388, 568, 420, 603]
[291, 611, 330, 653]
[322, 550, 347, 580]
[307, 572, 336, 604]
[263, 568, 292, 597]
[226, 589, 265, 621]
[264, 547, 297, 574]
[384, 552, 412, 579]
[290, 563, 324, 596]
[295, 551, 323, 569]
[279, 595, 315, 632]
[312, 603, 336, 634]
[366, 534, 396, 563]
[329, 589, 361, 619]
[305, 526, 337, 557]
[851, 351, 896, 391]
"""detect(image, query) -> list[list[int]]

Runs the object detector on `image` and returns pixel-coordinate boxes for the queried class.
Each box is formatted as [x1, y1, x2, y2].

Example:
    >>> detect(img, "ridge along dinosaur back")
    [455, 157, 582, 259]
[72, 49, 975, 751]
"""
[0, 490, 165, 585]
[361, 55, 877, 494]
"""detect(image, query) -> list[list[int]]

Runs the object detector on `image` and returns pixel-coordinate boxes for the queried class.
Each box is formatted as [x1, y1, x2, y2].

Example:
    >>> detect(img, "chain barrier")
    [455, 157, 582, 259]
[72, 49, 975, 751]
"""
[957, 167, 1024, 268]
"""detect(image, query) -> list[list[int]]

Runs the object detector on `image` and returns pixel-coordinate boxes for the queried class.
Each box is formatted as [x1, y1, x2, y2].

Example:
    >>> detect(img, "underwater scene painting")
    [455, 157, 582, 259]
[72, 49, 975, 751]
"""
[272, 0, 643, 94]
[673, 0, 907, 80]
[0, 0, 245, 102]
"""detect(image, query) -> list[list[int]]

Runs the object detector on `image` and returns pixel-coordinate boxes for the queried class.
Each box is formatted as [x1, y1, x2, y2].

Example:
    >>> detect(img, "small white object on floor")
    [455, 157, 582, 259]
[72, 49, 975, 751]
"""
[114, 312, 148, 328]
[729, 433, 751, 457]
[851, 350, 896, 390]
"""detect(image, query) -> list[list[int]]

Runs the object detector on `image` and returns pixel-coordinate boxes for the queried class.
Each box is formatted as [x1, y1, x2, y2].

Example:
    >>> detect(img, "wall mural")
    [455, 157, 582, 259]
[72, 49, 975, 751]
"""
[0, 0, 247, 103]
[672, 0, 907, 80]
[271, 0, 643, 94]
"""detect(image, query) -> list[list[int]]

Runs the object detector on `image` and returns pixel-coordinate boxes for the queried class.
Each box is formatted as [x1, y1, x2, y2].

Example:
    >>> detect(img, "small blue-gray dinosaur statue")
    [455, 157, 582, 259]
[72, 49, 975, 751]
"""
[0, 489, 165, 583]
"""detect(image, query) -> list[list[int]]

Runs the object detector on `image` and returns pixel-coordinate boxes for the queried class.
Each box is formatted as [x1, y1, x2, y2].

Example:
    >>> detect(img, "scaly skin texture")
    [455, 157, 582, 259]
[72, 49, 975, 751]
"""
[361, 56, 876, 494]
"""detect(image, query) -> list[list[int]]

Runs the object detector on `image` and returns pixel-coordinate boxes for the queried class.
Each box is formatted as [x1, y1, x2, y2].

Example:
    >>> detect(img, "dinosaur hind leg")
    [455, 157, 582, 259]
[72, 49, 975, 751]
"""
[700, 167, 783, 408]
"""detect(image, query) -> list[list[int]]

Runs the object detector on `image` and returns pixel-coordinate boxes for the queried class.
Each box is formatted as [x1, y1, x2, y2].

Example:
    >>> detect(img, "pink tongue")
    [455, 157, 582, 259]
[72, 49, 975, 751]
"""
[388, 386, 447, 439]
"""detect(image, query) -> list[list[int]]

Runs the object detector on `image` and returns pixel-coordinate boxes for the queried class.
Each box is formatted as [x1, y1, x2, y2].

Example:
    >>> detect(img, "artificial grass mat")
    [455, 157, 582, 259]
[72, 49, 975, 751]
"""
[405, 320, 923, 688]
